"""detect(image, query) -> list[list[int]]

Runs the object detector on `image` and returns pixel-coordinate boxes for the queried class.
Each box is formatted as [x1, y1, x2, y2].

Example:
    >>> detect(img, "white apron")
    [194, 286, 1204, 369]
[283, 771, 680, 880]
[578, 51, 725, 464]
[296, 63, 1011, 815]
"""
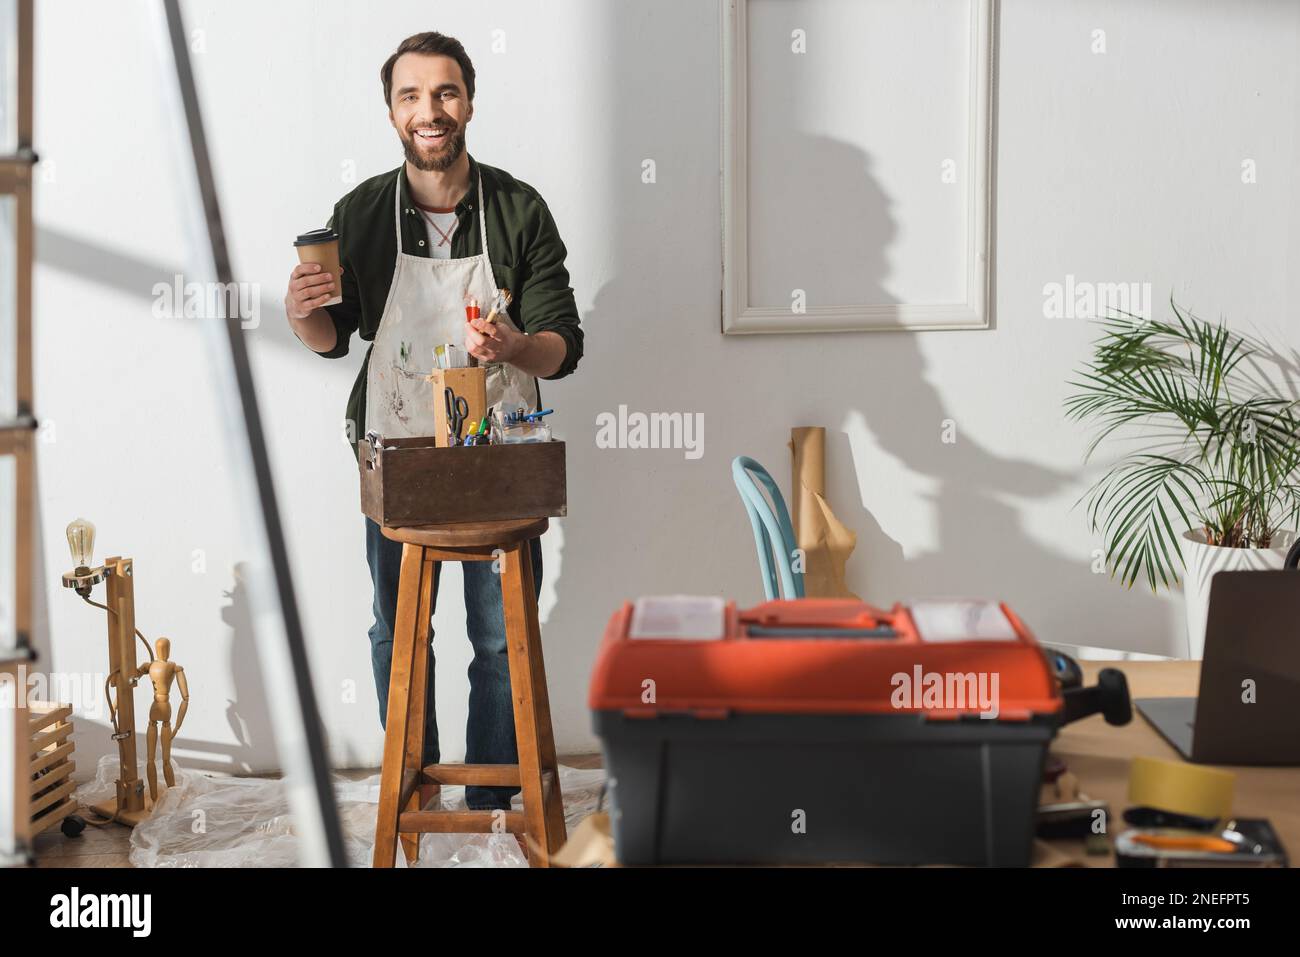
[365, 167, 539, 440]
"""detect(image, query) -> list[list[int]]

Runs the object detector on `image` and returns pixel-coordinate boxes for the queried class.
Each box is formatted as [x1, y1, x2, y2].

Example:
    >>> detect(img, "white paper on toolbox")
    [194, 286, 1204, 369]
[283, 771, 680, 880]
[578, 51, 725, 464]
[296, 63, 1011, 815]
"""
[908, 600, 1018, 642]
[629, 595, 726, 640]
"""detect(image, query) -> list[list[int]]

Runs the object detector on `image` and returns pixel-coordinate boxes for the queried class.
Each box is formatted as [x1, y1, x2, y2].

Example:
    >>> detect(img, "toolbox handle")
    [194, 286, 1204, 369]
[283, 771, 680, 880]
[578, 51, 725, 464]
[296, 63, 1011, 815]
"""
[746, 625, 897, 639]
[739, 599, 889, 630]
[1060, 666, 1132, 727]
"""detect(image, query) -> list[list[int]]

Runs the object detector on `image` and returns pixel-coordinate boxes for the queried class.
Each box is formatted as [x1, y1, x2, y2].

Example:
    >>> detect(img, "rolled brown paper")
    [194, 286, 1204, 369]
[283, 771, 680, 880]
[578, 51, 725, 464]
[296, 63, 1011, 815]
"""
[789, 426, 859, 599]
[791, 426, 827, 541]
[294, 227, 342, 306]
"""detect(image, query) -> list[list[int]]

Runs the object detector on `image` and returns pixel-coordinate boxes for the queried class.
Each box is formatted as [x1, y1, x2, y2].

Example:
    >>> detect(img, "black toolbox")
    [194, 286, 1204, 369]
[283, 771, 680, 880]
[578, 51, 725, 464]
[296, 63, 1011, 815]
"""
[589, 596, 1121, 866]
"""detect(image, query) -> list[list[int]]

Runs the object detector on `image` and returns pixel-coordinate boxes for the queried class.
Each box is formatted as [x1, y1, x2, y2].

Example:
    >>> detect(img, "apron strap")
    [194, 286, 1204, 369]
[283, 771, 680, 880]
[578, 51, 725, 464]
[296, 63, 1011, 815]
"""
[393, 166, 490, 260]
[392, 167, 404, 254]
[476, 172, 490, 259]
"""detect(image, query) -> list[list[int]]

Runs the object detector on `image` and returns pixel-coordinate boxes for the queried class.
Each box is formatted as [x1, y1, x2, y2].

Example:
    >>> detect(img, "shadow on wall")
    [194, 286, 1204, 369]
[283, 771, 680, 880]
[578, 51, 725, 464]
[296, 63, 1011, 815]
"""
[36, 227, 303, 352]
[545, 103, 1171, 684]
[215, 561, 275, 774]
[740, 135, 1174, 654]
[33, 230, 299, 773]
[748, 134, 898, 309]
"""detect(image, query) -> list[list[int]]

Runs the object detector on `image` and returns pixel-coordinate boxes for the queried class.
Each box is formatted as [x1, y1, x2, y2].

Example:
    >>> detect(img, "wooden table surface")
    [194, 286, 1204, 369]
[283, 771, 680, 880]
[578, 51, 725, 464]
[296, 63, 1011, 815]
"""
[1044, 661, 1298, 866]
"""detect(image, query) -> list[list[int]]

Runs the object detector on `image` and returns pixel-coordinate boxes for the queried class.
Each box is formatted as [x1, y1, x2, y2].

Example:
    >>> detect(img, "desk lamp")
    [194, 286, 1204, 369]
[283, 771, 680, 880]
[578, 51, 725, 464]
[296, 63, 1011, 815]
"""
[60, 517, 155, 826]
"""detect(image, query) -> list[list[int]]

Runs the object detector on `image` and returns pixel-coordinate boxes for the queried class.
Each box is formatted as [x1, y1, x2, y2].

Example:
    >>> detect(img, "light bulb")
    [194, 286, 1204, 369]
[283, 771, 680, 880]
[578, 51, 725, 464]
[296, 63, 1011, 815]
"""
[66, 518, 96, 570]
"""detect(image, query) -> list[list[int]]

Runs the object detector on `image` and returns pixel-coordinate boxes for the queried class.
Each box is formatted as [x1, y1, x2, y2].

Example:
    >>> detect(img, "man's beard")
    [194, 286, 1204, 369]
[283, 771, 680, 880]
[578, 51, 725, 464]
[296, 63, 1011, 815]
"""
[402, 126, 467, 172]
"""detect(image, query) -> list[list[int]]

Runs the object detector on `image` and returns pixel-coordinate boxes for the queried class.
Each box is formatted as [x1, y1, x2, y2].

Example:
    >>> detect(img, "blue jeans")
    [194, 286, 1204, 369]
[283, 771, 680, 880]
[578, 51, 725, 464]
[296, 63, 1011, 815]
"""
[365, 517, 544, 810]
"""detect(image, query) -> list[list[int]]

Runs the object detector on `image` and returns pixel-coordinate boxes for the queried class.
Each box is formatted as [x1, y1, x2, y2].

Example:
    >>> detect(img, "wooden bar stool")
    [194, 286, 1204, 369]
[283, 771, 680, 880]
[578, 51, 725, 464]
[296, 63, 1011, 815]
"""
[372, 517, 567, 868]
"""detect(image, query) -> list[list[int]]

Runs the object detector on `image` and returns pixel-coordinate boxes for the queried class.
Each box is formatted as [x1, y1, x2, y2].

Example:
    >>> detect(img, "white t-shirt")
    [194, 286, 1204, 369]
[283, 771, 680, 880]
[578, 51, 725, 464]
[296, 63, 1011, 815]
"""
[418, 206, 459, 259]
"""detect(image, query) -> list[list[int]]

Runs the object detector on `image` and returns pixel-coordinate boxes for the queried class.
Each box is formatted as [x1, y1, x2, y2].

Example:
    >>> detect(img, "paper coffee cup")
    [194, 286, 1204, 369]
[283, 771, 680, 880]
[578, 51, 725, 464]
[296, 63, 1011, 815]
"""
[294, 227, 342, 307]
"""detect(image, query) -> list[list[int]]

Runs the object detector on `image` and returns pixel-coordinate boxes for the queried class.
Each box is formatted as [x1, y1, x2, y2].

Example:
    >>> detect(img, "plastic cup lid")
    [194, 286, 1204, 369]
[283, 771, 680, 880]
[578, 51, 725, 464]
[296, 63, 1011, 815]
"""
[294, 227, 338, 246]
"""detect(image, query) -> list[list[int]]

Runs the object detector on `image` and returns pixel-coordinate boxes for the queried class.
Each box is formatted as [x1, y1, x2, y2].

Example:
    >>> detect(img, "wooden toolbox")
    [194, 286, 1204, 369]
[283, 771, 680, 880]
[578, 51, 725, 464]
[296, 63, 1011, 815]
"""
[29, 701, 77, 838]
[360, 435, 567, 527]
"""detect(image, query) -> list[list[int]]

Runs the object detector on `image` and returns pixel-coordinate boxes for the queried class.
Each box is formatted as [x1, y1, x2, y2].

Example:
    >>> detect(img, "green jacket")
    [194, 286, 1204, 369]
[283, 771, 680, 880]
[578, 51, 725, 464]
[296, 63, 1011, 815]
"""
[313, 155, 584, 459]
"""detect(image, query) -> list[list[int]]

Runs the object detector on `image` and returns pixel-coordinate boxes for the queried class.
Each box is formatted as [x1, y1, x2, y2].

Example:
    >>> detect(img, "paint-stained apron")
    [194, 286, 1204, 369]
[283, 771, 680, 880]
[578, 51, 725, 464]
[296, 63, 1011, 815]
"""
[366, 167, 538, 439]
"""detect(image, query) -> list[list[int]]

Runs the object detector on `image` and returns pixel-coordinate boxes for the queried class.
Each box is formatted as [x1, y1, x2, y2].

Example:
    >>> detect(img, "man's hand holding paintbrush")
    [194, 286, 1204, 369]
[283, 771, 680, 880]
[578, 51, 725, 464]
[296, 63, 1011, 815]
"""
[464, 287, 569, 377]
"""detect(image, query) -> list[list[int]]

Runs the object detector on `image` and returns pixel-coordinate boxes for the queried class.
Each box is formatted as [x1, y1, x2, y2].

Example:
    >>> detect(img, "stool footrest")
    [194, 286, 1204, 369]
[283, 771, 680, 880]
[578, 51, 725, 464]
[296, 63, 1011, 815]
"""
[421, 763, 522, 787]
[399, 808, 525, 834]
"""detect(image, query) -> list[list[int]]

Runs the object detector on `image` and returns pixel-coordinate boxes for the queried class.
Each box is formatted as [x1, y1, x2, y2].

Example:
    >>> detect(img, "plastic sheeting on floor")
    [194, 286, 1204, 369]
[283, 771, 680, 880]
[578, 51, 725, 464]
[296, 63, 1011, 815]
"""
[74, 755, 607, 868]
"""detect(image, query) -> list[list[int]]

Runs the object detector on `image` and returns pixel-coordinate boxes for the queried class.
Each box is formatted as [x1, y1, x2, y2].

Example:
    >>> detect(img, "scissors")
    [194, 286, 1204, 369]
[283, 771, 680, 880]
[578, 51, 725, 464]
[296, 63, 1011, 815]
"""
[444, 387, 469, 445]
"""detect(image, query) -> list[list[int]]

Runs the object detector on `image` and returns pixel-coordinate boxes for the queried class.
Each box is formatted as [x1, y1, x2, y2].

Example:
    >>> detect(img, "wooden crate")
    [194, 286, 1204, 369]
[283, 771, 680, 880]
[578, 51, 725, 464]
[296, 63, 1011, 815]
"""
[28, 702, 77, 838]
[360, 437, 567, 527]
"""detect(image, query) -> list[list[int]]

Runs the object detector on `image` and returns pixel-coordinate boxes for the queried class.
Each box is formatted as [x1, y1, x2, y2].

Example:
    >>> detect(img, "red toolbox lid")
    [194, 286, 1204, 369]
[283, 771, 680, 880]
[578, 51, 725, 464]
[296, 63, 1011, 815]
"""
[588, 596, 1061, 721]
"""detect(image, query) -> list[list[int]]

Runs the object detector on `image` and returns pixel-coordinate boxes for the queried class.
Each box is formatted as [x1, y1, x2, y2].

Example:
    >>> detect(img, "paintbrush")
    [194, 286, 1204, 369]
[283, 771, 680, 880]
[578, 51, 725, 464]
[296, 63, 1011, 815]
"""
[483, 288, 513, 324]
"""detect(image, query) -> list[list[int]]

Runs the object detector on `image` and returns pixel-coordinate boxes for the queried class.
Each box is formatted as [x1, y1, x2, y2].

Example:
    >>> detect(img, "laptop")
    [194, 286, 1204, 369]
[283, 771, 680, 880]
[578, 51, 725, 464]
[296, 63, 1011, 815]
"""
[1136, 570, 1300, 765]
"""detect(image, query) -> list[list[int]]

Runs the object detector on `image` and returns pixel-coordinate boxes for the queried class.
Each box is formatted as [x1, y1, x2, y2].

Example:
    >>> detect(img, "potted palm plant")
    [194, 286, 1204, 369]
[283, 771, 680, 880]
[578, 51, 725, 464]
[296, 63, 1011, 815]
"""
[1066, 301, 1300, 657]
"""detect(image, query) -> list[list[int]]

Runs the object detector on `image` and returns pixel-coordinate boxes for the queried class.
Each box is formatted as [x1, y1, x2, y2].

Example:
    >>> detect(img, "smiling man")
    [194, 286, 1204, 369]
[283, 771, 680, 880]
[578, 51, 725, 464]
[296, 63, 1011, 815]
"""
[283, 31, 583, 810]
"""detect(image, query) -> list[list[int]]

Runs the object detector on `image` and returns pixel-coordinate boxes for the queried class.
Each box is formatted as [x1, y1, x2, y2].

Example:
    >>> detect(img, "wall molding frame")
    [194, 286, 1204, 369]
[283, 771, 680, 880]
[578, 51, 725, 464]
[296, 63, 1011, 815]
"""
[721, 0, 998, 334]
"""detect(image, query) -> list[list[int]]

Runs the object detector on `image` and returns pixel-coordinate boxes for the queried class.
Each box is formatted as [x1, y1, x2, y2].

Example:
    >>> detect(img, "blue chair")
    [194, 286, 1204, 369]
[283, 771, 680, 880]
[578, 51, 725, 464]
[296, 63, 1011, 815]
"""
[731, 456, 805, 600]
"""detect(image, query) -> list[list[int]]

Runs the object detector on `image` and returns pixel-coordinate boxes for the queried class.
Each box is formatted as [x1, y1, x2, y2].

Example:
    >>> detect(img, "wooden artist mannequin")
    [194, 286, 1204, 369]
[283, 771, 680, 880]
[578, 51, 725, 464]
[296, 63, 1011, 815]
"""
[132, 637, 189, 802]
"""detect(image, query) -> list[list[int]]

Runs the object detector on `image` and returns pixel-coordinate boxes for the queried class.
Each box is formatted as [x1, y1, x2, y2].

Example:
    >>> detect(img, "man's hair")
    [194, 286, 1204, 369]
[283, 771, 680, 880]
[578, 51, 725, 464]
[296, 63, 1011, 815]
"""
[381, 32, 476, 106]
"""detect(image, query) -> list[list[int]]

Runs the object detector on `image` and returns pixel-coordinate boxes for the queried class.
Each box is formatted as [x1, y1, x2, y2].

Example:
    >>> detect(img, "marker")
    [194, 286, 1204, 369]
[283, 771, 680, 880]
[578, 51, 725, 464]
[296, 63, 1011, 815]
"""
[525, 409, 554, 422]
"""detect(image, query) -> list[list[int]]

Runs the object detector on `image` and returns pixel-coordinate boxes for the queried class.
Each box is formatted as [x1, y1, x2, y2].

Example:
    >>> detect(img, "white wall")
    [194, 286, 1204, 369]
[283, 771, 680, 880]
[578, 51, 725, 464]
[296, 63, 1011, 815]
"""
[28, 0, 1300, 777]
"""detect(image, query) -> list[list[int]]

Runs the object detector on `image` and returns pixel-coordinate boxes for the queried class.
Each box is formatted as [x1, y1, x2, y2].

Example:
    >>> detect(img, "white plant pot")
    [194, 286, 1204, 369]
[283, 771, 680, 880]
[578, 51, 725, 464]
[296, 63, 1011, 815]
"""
[1179, 528, 1297, 659]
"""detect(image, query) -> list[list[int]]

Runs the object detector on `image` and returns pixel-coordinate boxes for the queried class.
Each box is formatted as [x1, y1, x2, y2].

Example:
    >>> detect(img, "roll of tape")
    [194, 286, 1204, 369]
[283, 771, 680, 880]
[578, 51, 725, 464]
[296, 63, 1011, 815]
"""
[1128, 755, 1235, 821]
